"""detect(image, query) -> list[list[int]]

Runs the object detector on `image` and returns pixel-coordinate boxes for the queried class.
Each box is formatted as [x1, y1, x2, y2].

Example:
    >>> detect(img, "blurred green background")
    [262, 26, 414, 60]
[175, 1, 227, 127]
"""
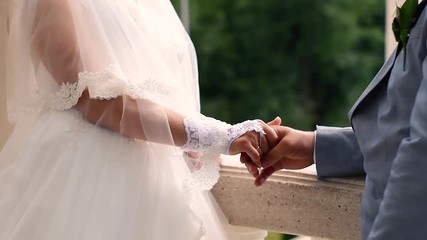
[173, 0, 385, 238]
[266, 232, 296, 240]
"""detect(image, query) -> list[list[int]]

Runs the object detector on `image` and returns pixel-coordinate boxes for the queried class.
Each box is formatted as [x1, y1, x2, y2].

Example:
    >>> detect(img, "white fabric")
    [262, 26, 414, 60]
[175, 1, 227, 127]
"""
[182, 116, 231, 153]
[182, 118, 264, 155]
[1, 0, 267, 239]
[226, 120, 265, 154]
[181, 118, 264, 192]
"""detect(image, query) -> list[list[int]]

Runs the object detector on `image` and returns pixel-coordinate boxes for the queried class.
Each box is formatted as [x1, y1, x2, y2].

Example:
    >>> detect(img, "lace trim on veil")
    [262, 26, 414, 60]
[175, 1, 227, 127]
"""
[49, 64, 177, 110]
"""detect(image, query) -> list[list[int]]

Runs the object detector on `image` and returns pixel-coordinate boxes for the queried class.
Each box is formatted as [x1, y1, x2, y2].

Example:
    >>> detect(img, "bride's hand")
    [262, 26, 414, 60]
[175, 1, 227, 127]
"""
[228, 117, 281, 176]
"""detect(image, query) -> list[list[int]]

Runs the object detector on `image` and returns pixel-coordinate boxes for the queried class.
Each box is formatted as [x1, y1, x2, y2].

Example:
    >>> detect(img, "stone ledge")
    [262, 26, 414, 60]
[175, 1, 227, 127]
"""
[211, 164, 364, 239]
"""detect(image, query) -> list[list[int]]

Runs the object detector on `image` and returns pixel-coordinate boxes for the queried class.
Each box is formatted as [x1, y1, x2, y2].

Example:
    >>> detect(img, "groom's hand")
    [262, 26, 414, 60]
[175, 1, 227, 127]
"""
[255, 126, 315, 186]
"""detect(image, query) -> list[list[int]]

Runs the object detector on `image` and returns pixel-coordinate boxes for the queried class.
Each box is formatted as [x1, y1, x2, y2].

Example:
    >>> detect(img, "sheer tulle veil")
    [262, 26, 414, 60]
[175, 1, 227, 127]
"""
[0, 0, 263, 239]
[6, 0, 201, 122]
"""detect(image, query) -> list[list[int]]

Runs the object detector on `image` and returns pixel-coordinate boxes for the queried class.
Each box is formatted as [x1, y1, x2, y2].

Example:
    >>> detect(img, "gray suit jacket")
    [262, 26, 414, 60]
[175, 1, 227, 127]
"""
[315, 4, 427, 240]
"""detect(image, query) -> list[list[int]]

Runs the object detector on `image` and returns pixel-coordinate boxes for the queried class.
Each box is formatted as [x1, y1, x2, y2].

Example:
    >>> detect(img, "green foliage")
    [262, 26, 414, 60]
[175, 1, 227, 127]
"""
[189, 0, 385, 129]
[266, 232, 298, 240]
[392, 0, 418, 69]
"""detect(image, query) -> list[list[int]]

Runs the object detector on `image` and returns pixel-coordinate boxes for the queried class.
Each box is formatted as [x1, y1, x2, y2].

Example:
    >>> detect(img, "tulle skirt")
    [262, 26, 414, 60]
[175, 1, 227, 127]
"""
[0, 109, 266, 240]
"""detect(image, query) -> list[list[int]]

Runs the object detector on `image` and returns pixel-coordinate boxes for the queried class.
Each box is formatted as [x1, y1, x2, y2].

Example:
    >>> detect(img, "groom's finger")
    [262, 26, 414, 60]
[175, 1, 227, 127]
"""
[267, 116, 281, 126]
[261, 140, 287, 168]
[260, 124, 279, 151]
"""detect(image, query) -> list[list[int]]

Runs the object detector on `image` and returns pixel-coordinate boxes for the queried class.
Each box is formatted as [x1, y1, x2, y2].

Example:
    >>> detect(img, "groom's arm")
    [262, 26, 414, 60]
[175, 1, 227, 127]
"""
[315, 126, 365, 177]
[256, 125, 363, 185]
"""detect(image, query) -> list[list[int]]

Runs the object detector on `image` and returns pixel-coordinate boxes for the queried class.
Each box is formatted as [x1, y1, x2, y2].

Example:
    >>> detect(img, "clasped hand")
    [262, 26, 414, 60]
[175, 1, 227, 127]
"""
[228, 117, 315, 187]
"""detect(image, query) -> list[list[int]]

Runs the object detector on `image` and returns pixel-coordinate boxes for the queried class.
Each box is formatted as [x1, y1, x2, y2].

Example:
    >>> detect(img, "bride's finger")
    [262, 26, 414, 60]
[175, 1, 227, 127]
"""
[246, 163, 259, 177]
[260, 124, 279, 150]
[242, 143, 261, 168]
[240, 152, 251, 164]
[255, 163, 281, 186]
[240, 153, 259, 177]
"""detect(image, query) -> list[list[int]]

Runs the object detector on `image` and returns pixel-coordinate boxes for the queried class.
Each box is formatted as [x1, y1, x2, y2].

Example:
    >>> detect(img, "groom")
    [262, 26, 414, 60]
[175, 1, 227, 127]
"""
[247, 0, 427, 239]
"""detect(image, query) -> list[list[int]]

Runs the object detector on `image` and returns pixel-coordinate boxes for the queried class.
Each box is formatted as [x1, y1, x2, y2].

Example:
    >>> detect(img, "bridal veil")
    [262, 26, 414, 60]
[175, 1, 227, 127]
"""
[1, 0, 266, 239]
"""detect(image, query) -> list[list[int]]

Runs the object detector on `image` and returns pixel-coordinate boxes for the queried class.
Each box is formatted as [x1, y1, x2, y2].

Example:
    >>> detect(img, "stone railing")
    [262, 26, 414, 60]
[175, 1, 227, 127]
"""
[214, 158, 364, 240]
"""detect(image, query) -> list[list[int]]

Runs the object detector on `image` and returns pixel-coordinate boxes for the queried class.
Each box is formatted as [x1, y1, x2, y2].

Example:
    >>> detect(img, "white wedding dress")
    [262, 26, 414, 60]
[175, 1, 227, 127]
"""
[0, 0, 267, 239]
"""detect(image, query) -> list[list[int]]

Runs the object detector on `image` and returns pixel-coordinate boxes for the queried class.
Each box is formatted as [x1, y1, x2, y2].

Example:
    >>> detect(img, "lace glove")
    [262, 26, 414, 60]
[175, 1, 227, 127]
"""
[181, 116, 265, 154]
[181, 116, 264, 192]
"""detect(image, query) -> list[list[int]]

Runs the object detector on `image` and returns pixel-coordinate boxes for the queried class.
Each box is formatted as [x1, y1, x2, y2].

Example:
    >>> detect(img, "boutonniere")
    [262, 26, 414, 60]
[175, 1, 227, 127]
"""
[392, 0, 419, 70]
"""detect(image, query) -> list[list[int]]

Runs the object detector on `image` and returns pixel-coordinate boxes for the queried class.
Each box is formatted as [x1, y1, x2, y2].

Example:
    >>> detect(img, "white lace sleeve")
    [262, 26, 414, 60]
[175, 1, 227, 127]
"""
[181, 117, 231, 153]
[225, 120, 265, 154]
[182, 117, 264, 192]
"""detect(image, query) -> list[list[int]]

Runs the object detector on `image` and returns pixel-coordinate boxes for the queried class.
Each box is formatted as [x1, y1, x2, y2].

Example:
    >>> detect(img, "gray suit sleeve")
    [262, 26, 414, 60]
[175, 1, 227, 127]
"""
[315, 126, 365, 178]
[367, 60, 427, 240]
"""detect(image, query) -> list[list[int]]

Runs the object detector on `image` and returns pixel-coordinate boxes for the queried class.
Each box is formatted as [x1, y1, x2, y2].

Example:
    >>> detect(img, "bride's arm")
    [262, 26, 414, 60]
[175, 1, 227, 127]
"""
[32, 0, 186, 144]
[75, 91, 188, 145]
[31, 0, 275, 160]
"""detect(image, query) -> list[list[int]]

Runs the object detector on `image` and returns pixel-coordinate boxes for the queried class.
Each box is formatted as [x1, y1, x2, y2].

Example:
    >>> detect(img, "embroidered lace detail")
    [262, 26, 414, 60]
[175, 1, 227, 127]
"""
[49, 64, 177, 110]
[226, 120, 265, 154]
[183, 152, 222, 192]
[133, 78, 174, 99]
[78, 64, 127, 100]
[181, 116, 228, 193]
[181, 117, 264, 192]
[49, 82, 85, 110]
[182, 116, 231, 153]
[182, 117, 264, 155]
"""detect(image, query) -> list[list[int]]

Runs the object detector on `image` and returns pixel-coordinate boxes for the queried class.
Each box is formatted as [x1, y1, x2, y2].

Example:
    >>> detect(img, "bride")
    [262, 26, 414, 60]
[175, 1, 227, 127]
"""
[0, 0, 277, 239]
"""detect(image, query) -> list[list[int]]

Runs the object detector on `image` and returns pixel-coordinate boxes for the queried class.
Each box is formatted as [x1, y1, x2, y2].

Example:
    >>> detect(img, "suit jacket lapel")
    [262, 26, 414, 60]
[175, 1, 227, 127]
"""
[348, 48, 398, 119]
[349, 0, 427, 121]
